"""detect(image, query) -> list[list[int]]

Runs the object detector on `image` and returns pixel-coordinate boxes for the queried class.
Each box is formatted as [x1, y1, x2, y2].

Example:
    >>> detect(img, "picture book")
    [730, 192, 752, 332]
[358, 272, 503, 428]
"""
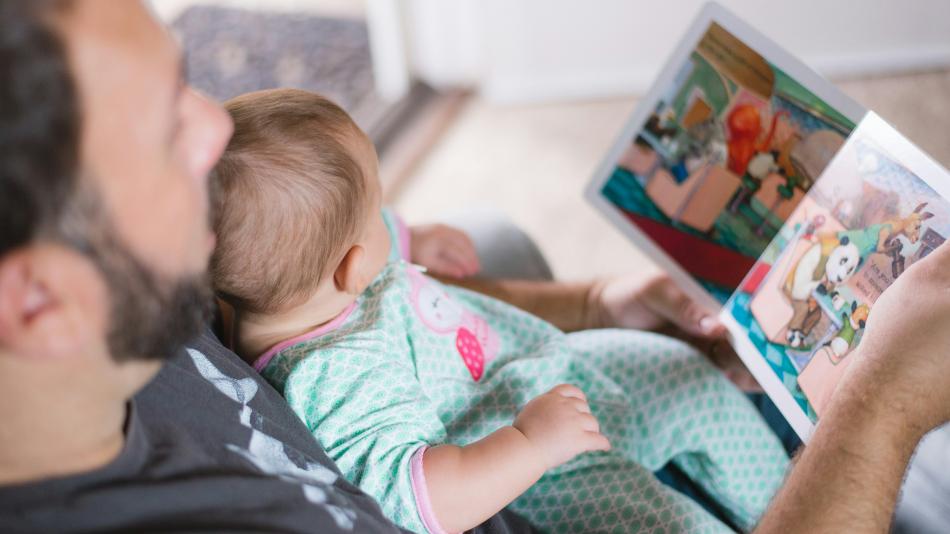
[585, 3, 950, 440]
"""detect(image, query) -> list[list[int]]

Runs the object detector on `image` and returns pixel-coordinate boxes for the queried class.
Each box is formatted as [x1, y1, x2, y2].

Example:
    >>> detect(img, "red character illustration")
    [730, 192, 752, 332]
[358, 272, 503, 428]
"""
[726, 104, 788, 176]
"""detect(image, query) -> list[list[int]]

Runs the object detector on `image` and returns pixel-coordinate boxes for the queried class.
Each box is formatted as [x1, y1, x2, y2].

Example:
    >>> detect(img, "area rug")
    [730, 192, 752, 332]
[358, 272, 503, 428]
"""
[171, 5, 385, 128]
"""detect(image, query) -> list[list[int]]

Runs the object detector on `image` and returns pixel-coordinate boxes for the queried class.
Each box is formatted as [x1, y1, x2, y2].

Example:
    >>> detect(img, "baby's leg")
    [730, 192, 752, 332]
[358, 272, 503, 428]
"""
[512, 460, 734, 534]
[567, 329, 789, 531]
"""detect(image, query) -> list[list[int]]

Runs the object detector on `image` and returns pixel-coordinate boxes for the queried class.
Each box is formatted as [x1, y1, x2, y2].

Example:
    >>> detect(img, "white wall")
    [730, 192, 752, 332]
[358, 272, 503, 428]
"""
[403, 0, 950, 103]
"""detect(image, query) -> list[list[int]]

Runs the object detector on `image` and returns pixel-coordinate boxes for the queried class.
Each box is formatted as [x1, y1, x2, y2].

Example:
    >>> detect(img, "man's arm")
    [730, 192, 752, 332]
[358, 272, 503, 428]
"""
[439, 273, 762, 390]
[436, 276, 596, 332]
[437, 272, 719, 335]
[754, 367, 924, 533]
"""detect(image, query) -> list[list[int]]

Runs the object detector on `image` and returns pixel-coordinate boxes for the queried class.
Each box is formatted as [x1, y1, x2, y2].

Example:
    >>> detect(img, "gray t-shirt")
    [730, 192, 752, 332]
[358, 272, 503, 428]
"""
[0, 329, 535, 533]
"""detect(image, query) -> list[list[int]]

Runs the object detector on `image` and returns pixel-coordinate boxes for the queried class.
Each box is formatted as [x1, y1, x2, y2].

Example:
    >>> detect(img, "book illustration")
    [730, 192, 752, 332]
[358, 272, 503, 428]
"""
[601, 22, 855, 301]
[726, 130, 950, 422]
[587, 4, 941, 439]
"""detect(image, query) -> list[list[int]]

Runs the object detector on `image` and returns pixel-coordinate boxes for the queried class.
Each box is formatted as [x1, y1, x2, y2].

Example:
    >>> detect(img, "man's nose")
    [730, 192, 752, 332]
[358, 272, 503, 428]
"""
[184, 89, 233, 180]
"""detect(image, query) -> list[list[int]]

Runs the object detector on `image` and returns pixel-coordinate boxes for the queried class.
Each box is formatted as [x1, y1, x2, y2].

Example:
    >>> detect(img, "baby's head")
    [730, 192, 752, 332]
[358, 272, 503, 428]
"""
[211, 89, 390, 320]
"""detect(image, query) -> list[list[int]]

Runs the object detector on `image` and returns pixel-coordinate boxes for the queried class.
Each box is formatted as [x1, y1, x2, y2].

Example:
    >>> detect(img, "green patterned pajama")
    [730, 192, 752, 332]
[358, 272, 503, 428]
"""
[256, 213, 789, 533]
[509, 329, 785, 533]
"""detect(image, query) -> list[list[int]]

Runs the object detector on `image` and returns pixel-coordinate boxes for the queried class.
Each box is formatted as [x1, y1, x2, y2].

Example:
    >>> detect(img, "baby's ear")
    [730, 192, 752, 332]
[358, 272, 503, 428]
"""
[334, 245, 366, 296]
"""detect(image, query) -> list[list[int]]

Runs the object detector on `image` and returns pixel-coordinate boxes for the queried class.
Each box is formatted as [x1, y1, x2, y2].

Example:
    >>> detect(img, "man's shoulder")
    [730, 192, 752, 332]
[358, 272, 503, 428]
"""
[139, 328, 339, 461]
[0, 328, 537, 534]
[0, 329, 404, 534]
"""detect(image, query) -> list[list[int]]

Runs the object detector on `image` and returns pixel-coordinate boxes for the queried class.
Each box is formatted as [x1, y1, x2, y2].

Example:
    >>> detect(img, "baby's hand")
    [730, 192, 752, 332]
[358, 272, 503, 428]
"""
[409, 224, 481, 278]
[513, 384, 610, 469]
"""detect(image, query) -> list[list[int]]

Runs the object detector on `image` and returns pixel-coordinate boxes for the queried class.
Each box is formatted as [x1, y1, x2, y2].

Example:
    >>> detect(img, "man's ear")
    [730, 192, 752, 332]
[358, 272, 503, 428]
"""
[0, 252, 35, 344]
[333, 245, 366, 296]
[0, 246, 105, 360]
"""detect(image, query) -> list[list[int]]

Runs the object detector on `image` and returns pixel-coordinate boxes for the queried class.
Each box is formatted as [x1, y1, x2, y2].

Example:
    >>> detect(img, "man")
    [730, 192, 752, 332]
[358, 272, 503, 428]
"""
[0, 1, 431, 531]
[0, 1, 947, 532]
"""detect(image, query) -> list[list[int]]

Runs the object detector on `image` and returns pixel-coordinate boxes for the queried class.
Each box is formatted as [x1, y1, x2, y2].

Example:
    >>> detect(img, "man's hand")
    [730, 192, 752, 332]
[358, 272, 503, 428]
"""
[590, 273, 761, 391]
[591, 273, 721, 335]
[513, 384, 611, 469]
[756, 242, 950, 534]
[409, 224, 481, 279]
[839, 242, 950, 435]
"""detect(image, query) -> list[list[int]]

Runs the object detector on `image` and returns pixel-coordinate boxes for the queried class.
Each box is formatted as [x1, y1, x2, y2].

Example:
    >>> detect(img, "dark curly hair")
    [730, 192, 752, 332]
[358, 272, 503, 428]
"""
[0, 0, 79, 256]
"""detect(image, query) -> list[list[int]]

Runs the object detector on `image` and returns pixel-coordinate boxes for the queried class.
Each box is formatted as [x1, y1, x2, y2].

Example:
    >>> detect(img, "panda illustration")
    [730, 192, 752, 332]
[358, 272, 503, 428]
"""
[783, 233, 861, 348]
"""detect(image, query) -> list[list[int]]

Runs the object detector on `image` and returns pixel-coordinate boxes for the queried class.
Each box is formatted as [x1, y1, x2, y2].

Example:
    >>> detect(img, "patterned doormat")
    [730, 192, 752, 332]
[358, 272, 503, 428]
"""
[171, 5, 388, 132]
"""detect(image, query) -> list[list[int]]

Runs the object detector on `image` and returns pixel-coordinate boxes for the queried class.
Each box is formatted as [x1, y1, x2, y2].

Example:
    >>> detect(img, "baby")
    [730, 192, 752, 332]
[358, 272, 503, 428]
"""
[211, 89, 789, 534]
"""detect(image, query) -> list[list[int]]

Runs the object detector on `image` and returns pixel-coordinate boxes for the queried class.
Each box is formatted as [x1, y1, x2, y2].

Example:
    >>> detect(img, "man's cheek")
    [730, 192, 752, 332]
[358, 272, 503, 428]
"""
[163, 167, 212, 272]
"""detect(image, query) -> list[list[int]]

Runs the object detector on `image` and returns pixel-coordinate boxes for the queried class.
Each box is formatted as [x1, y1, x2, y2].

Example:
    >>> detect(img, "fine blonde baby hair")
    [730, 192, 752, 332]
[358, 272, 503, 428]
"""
[211, 88, 369, 314]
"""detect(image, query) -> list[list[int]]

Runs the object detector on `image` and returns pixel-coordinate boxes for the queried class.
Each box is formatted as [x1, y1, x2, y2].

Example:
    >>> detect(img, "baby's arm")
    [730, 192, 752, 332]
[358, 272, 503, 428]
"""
[280, 324, 606, 533]
[424, 384, 610, 533]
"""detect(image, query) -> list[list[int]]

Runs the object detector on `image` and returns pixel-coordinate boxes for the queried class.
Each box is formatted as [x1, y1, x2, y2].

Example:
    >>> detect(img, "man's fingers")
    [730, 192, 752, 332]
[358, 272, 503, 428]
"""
[650, 280, 723, 338]
[681, 303, 726, 338]
[907, 240, 950, 283]
[645, 280, 691, 328]
[701, 337, 762, 392]
[927, 239, 950, 261]
[705, 337, 739, 367]
[727, 370, 764, 393]
[697, 313, 726, 337]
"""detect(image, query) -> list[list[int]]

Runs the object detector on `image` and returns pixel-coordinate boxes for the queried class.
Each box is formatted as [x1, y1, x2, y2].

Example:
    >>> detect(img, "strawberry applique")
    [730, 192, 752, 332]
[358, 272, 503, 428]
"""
[455, 327, 485, 381]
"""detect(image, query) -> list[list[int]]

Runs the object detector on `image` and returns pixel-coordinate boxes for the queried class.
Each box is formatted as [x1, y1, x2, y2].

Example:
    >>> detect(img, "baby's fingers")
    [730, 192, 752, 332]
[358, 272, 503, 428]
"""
[571, 398, 592, 415]
[551, 384, 587, 401]
[582, 431, 611, 453]
[576, 411, 601, 433]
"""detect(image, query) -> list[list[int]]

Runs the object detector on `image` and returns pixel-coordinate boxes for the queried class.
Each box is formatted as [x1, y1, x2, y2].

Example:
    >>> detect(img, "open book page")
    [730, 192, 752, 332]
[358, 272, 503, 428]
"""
[722, 112, 950, 441]
[586, 3, 863, 312]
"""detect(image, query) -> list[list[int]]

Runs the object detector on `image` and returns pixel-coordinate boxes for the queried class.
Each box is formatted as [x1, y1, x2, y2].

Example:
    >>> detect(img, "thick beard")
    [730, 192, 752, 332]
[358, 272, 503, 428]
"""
[96, 238, 212, 362]
[59, 187, 212, 362]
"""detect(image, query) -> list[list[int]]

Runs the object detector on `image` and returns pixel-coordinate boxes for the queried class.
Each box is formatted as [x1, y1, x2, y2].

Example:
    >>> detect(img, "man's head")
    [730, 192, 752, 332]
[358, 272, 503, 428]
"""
[211, 89, 389, 320]
[0, 0, 232, 398]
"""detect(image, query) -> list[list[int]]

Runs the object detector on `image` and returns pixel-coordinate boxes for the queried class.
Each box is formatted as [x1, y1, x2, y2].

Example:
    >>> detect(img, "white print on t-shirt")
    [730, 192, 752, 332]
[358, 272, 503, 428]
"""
[187, 348, 357, 530]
